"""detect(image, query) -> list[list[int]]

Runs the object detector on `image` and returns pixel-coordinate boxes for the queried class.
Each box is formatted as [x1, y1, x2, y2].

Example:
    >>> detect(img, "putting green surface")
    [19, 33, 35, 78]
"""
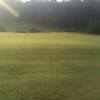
[0, 32, 99, 100]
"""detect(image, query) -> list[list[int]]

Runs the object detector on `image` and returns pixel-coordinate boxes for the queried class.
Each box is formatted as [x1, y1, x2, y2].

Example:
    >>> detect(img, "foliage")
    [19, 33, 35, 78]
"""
[29, 28, 40, 33]
[0, 25, 6, 32]
[16, 31, 27, 33]
[63, 28, 78, 32]
[88, 20, 100, 35]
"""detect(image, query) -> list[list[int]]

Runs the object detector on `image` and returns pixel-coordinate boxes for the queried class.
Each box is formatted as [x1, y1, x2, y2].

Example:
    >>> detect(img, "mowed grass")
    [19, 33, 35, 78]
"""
[0, 32, 99, 100]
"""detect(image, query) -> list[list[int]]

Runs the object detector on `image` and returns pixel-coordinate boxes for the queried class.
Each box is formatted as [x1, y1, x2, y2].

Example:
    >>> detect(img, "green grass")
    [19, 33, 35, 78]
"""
[0, 32, 99, 100]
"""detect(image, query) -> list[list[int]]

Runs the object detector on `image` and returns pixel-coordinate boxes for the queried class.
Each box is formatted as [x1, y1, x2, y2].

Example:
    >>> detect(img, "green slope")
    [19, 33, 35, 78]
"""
[0, 32, 99, 100]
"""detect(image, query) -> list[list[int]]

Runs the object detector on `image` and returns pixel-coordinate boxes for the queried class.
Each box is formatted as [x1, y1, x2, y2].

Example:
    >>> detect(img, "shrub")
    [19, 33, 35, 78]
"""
[0, 25, 6, 32]
[29, 28, 40, 33]
[16, 31, 27, 33]
[88, 20, 100, 35]
[64, 28, 77, 32]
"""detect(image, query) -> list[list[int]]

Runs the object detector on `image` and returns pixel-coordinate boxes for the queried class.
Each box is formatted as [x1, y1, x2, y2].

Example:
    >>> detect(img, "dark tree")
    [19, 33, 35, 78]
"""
[0, 25, 6, 32]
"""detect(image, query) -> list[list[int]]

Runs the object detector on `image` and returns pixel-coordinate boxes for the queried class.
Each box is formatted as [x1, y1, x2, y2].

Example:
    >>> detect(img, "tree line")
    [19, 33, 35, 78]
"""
[4, 0, 100, 34]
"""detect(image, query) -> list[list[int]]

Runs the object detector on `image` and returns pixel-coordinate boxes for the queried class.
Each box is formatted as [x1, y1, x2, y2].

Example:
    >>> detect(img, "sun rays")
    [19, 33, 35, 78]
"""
[0, 0, 19, 17]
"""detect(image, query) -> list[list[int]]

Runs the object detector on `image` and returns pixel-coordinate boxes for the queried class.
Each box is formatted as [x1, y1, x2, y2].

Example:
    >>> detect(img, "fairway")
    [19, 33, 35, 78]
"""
[0, 32, 100, 100]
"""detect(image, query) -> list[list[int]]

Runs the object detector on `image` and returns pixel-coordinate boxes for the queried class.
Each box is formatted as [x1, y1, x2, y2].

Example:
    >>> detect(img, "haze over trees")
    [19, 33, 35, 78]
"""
[2, 0, 100, 34]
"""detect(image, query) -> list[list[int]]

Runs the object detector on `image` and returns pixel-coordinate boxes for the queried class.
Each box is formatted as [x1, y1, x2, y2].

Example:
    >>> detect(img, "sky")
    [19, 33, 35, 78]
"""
[16, 0, 84, 3]
[0, 0, 85, 17]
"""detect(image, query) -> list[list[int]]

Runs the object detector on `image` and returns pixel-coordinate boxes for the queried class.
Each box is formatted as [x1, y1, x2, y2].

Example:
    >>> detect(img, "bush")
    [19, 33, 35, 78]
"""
[88, 20, 100, 35]
[0, 25, 6, 32]
[16, 31, 27, 33]
[63, 28, 77, 32]
[29, 28, 40, 33]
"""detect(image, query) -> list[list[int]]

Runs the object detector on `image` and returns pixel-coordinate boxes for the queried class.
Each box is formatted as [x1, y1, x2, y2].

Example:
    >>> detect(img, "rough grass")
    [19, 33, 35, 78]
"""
[0, 32, 99, 100]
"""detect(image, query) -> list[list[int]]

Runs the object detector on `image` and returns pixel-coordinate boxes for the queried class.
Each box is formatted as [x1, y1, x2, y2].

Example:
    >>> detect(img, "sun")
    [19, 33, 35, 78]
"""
[19, 0, 31, 3]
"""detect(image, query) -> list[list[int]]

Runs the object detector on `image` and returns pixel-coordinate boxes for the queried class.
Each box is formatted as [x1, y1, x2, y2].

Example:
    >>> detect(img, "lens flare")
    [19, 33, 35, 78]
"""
[0, 0, 19, 17]
[20, 0, 31, 3]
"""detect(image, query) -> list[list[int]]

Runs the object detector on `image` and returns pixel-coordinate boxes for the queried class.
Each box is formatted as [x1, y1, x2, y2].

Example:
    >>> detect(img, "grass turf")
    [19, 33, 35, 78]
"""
[0, 32, 99, 100]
